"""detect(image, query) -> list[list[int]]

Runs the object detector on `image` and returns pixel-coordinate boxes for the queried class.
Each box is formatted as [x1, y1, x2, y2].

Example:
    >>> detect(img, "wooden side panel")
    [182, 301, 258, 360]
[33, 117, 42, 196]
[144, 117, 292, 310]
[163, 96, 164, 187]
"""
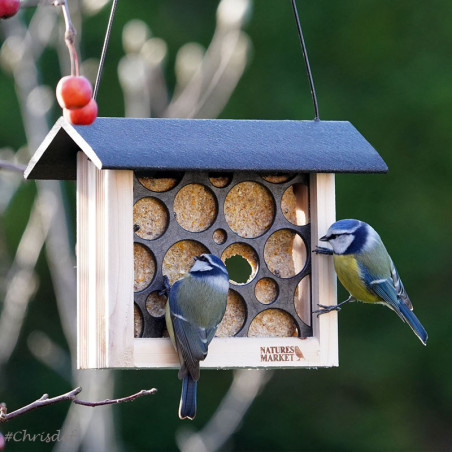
[104, 170, 134, 367]
[77, 152, 97, 368]
[77, 152, 133, 369]
[310, 173, 338, 367]
[95, 163, 107, 368]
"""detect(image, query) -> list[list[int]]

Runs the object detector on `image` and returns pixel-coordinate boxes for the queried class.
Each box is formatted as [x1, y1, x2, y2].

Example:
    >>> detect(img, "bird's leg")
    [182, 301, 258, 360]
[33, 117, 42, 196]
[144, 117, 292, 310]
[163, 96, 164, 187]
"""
[313, 246, 333, 255]
[313, 295, 356, 316]
[159, 275, 171, 297]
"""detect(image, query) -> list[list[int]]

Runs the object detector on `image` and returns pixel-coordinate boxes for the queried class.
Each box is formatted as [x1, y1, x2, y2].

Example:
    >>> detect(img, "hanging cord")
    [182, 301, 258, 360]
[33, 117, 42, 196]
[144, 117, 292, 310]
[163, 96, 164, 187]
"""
[291, 0, 320, 120]
[93, 0, 119, 100]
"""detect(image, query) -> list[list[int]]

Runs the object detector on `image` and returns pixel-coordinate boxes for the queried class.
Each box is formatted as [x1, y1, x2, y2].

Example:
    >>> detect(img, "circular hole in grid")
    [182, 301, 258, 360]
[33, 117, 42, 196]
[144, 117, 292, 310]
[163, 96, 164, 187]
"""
[261, 174, 293, 184]
[216, 289, 246, 337]
[264, 229, 306, 278]
[134, 197, 168, 240]
[213, 228, 227, 245]
[134, 303, 143, 338]
[221, 243, 258, 285]
[174, 183, 217, 232]
[145, 291, 167, 318]
[248, 309, 298, 337]
[281, 183, 309, 226]
[162, 240, 209, 286]
[137, 172, 183, 192]
[224, 181, 275, 238]
[134, 243, 156, 292]
[209, 172, 233, 188]
[255, 277, 279, 305]
[294, 275, 311, 327]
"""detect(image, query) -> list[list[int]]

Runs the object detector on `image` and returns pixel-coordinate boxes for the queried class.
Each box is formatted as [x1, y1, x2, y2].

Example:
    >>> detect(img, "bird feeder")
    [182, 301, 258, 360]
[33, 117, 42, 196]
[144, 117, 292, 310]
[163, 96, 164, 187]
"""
[25, 116, 387, 369]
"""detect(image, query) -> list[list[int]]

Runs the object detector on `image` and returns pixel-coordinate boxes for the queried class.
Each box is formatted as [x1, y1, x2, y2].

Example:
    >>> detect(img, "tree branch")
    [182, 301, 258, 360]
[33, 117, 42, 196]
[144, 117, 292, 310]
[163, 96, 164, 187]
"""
[0, 160, 26, 173]
[73, 389, 157, 407]
[0, 387, 157, 423]
[56, 0, 79, 76]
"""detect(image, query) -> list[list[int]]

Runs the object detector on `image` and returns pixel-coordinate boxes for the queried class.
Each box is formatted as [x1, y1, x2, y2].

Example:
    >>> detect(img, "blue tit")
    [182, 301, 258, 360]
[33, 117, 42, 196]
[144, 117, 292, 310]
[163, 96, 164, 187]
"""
[315, 219, 427, 345]
[165, 253, 229, 420]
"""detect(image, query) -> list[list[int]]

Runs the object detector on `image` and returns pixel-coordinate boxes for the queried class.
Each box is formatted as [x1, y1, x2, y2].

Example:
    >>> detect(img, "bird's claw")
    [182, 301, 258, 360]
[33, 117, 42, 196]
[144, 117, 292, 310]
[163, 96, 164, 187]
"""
[313, 304, 341, 317]
[158, 276, 171, 297]
[313, 246, 333, 255]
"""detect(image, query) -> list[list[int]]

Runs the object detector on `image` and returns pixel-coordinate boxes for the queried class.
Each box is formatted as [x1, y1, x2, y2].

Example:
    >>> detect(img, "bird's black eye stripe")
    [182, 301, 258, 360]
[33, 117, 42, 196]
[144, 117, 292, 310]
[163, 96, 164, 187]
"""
[329, 232, 351, 240]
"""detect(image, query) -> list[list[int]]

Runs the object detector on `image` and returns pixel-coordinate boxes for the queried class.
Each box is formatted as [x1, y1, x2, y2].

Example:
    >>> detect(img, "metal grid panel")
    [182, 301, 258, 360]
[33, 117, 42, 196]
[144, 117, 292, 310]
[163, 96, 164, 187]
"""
[133, 171, 312, 339]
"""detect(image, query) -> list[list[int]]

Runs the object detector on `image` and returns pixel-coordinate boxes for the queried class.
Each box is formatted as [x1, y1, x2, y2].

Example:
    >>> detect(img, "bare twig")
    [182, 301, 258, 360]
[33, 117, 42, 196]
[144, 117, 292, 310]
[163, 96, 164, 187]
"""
[0, 387, 157, 423]
[52, 372, 116, 452]
[0, 160, 26, 173]
[54, 0, 79, 76]
[73, 389, 157, 407]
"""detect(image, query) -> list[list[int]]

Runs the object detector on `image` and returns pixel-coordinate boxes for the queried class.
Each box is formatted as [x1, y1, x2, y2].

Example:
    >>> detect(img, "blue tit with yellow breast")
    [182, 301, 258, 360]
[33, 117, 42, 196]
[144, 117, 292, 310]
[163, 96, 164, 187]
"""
[165, 254, 229, 420]
[315, 219, 427, 345]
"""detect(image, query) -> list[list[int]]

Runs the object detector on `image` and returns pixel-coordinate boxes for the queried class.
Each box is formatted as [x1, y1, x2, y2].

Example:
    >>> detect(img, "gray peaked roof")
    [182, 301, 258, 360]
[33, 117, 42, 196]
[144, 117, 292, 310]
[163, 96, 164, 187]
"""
[24, 117, 387, 180]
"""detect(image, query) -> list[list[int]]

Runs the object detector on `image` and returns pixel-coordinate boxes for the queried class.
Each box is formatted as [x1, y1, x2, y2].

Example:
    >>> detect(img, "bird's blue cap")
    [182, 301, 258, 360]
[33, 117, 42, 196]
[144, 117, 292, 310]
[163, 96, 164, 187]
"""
[330, 219, 362, 231]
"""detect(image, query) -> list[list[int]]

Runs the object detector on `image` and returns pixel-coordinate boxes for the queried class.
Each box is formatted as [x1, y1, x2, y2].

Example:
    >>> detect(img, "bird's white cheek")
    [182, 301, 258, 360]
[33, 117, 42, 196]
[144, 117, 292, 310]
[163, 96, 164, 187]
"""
[330, 235, 354, 254]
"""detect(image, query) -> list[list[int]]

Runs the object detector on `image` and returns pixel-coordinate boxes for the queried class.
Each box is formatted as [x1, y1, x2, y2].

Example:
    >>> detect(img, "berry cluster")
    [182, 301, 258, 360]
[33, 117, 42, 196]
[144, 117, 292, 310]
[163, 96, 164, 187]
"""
[57, 76, 98, 125]
[0, 0, 19, 19]
[1, 0, 98, 125]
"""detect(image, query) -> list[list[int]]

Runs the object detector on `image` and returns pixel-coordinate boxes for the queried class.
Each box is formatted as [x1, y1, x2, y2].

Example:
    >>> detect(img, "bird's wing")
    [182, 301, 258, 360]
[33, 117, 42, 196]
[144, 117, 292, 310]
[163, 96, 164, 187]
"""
[389, 259, 413, 310]
[360, 263, 409, 322]
[359, 257, 413, 310]
[358, 262, 399, 306]
[357, 256, 427, 345]
[168, 281, 208, 381]
[205, 326, 218, 344]
[363, 262, 427, 345]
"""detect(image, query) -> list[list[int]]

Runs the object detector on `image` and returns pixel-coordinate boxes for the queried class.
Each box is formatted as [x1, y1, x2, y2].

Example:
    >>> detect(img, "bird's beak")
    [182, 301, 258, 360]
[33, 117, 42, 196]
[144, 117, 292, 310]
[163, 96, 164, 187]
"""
[319, 235, 328, 242]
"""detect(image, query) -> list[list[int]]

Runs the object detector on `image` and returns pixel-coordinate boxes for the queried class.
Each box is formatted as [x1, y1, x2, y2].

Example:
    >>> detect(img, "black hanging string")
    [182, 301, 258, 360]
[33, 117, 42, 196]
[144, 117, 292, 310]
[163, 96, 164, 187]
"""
[93, 0, 119, 100]
[93, 0, 316, 117]
[291, 0, 320, 120]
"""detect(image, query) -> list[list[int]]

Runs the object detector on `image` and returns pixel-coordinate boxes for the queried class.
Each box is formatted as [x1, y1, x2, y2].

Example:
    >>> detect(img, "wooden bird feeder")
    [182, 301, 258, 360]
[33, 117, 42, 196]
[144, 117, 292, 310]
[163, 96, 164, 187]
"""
[25, 116, 387, 369]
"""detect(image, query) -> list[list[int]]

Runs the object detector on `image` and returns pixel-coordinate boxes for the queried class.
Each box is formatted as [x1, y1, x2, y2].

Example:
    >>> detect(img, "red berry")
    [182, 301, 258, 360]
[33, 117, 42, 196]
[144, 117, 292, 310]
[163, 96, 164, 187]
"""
[63, 98, 98, 125]
[56, 76, 93, 109]
[0, 0, 20, 19]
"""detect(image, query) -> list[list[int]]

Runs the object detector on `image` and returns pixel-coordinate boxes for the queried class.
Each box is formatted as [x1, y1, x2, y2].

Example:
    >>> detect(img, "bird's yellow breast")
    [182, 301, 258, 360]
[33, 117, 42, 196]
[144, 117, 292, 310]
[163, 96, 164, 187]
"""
[333, 254, 380, 303]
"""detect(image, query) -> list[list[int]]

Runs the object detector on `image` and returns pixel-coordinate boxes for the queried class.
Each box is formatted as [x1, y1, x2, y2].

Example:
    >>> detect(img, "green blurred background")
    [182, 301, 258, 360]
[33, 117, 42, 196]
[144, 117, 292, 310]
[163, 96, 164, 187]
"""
[1, 0, 451, 450]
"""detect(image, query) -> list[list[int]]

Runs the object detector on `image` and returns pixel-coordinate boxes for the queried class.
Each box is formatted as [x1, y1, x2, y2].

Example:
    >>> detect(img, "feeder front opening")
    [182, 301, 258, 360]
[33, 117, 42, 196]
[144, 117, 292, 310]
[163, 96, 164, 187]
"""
[133, 171, 312, 340]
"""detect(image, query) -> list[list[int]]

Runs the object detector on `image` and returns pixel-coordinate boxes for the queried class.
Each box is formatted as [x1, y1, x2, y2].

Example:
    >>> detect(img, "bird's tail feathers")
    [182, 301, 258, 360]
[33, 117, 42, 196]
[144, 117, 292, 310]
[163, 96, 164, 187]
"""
[179, 374, 197, 420]
[396, 300, 428, 346]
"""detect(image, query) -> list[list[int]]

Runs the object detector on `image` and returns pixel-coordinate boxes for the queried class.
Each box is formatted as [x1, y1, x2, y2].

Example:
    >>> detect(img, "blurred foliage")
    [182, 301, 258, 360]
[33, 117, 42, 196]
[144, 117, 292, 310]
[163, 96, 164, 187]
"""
[1, 0, 452, 451]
